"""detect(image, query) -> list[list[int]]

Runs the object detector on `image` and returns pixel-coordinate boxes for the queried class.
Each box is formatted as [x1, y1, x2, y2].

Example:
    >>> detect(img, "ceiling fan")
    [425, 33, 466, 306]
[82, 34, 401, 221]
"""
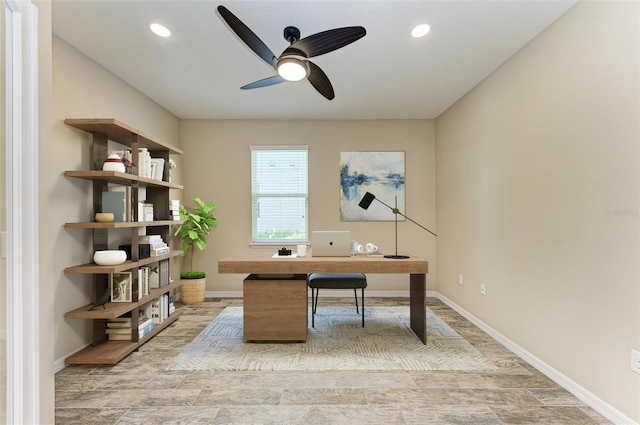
[217, 5, 366, 100]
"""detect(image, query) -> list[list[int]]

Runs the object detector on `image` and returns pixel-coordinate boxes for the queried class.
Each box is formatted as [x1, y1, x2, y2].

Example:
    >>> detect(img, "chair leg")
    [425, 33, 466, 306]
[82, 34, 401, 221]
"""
[354, 288, 359, 314]
[361, 288, 365, 327]
[312, 288, 319, 328]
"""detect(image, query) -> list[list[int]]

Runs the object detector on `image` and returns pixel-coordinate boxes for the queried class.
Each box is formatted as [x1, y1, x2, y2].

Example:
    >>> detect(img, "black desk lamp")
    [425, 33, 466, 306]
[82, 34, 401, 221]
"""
[358, 191, 437, 259]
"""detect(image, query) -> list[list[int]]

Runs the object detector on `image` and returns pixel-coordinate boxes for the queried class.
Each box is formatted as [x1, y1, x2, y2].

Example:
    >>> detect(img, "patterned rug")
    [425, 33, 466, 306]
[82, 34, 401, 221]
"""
[166, 306, 498, 371]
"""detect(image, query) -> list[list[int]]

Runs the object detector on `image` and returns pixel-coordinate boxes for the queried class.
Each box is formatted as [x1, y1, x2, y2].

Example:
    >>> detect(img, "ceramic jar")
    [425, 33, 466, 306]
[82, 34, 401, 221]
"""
[102, 154, 126, 172]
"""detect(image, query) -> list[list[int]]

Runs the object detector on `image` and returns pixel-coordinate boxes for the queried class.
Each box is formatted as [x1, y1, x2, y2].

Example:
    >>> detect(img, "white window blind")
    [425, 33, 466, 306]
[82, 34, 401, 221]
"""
[251, 146, 308, 243]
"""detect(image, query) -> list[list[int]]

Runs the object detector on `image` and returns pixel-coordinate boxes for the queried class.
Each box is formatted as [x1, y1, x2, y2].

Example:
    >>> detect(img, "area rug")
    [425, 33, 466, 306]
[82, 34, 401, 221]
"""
[166, 306, 498, 372]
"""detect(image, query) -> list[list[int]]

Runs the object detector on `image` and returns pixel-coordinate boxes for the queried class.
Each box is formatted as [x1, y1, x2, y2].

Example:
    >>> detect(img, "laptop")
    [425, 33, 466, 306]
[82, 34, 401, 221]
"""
[311, 231, 352, 257]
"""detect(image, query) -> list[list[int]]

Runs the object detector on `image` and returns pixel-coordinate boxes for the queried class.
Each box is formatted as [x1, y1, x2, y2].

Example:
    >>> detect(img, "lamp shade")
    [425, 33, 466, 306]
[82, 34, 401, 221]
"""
[277, 58, 307, 81]
[358, 192, 376, 210]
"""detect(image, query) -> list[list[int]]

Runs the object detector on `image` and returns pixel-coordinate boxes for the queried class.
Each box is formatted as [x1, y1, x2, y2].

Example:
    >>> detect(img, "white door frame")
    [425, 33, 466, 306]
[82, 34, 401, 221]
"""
[4, 0, 40, 423]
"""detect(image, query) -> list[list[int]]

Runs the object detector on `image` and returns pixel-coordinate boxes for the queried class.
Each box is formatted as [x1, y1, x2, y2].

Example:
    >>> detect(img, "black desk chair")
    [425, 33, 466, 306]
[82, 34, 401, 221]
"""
[307, 273, 367, 328]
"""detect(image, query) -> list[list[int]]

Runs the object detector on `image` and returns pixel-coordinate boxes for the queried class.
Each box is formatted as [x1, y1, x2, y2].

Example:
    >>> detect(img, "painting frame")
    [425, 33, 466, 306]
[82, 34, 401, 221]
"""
[340, 151, 405, 221]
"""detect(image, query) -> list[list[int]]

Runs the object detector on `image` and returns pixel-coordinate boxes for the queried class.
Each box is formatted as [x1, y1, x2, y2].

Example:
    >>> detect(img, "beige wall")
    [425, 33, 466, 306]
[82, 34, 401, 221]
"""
[46, 0, 639, 422]
[50, 35, 180, 365]
[436, 1, 639, 421]
[180, 120, 436, 293]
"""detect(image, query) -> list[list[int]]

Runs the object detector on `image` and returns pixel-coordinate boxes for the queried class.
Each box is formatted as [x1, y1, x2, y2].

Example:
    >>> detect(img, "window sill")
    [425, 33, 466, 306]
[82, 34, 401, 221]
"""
[250, 242, 308, 249]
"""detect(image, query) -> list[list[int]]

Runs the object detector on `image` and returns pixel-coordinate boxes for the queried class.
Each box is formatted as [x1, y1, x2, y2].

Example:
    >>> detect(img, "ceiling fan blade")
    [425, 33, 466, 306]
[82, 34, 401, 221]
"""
[286, 26, 366, 58]
[241, 75, 286, 90]
[307, 61, 334, 100]
[217, 6, 277, 68]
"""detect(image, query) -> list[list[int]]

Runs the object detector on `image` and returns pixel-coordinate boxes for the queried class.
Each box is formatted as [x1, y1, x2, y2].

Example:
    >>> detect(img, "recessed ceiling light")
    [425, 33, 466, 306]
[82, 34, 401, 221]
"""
[411, 24, 431, 38]
[150, 23, 171, 38]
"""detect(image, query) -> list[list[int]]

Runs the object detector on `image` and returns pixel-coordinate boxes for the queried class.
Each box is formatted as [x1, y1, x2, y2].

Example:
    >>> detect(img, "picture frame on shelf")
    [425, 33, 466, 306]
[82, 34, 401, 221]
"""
[110, 272, 133, 302]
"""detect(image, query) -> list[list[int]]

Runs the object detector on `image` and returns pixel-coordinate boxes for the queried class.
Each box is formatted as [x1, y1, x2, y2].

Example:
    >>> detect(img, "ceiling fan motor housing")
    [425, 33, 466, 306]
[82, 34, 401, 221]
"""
[283, 26, 301, 44]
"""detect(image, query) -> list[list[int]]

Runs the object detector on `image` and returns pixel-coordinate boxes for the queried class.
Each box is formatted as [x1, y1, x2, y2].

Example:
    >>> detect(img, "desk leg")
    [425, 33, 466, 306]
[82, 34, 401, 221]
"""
[410, 273, 427, 344]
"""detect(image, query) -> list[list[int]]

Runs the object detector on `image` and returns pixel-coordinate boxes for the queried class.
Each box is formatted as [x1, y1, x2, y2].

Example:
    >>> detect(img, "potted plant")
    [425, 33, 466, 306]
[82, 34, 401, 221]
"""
[174, 197, 218, 304]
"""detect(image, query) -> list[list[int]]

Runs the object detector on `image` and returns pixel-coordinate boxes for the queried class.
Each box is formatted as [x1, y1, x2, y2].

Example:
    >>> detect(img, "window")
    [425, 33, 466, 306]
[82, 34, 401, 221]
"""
[251, 146, 308, 244]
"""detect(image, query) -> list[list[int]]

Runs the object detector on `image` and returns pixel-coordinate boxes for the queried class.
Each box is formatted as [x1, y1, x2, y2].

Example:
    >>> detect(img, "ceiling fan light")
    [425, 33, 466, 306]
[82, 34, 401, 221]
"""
[150, 23, 171, 38]
[277, 58, 307, 81]
[411, 24, 431, 38]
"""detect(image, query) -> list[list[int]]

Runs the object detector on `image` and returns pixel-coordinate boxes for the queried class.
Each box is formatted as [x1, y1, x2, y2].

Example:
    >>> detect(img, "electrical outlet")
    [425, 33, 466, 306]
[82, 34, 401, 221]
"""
[631, 349, 640, 374]
[480, 284, 486, 296]
[458, 274, 464, 286]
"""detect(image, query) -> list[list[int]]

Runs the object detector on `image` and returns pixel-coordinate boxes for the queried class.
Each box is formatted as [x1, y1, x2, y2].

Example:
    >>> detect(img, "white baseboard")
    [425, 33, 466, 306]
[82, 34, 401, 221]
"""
[432, 292, 637, 425]
[54, 343, 91, 374]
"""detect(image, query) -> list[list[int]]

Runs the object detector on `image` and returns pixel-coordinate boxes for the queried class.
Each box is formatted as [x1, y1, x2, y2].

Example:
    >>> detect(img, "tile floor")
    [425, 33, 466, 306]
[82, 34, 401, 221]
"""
[55, 298, 613, 424]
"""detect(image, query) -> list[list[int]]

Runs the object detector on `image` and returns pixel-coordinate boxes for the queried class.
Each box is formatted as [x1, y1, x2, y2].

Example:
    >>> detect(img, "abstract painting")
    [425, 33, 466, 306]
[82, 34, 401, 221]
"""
[340, 151, 405, 221]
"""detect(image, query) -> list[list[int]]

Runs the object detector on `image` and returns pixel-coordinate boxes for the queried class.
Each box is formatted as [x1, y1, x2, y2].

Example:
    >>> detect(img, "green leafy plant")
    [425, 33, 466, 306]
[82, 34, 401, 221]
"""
[174, 198, 218, 274]
[179, 271, 205, 280]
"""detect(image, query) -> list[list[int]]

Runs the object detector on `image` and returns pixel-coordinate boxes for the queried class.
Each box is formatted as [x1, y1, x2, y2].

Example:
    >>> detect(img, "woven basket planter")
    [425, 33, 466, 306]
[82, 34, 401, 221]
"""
[180, 277, 206, 304]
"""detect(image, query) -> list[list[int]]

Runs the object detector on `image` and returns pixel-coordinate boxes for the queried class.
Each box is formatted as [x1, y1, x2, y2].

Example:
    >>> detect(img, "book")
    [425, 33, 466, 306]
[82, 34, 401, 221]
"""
[101, 191, 126, 222]
[139, 266, 150, 296]
[107, 322, 132, 329]
[106, 328, 132, 335]
[137, 202, 154, 222]
[138, 148, 150, 178]
[138, 318, 155, 339]
[150, 297, 162, 324]
[151, 246, 170, 256]
[107, 333, 131, 341]
[159, 259, 170, 286]
[139, 234, 163, 243]
[143, 202, 154, 221]
[110, 272, 133, 302]
[137, 268, 143, 299]
[148, 264, 160, 289]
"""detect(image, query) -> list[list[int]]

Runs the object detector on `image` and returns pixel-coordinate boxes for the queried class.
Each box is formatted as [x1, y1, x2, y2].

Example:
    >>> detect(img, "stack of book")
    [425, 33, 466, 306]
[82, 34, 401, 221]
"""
[170, 200, 181, 221]
[139, 235, 169, 257]
[106, 318, 132, 341]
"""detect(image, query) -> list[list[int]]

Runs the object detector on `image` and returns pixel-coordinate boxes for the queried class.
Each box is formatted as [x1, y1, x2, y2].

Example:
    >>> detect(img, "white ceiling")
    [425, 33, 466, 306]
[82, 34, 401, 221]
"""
[52, 0, 576, 120]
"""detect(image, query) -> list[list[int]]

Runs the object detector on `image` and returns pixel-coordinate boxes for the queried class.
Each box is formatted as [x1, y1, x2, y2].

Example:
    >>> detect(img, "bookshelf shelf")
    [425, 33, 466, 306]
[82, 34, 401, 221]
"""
[64, 280, 187, 320]
[65, 301, 138, 320]
[65, 340, 139, 365]
[63, 118, 184, 366]
[64, 251, 182, 274]
[64, 220, 182, 229]
[64, 118, 184, 154]
[63, 170, 183, 190]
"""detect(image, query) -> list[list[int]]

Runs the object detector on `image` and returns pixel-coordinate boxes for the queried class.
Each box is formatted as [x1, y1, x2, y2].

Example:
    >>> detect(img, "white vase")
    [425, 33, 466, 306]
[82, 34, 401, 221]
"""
[102, 154, 126, 172]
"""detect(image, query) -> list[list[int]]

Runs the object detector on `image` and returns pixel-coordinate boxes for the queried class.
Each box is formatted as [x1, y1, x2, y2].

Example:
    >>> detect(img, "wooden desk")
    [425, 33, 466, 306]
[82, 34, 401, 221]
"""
[218, 253, 429, 344]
